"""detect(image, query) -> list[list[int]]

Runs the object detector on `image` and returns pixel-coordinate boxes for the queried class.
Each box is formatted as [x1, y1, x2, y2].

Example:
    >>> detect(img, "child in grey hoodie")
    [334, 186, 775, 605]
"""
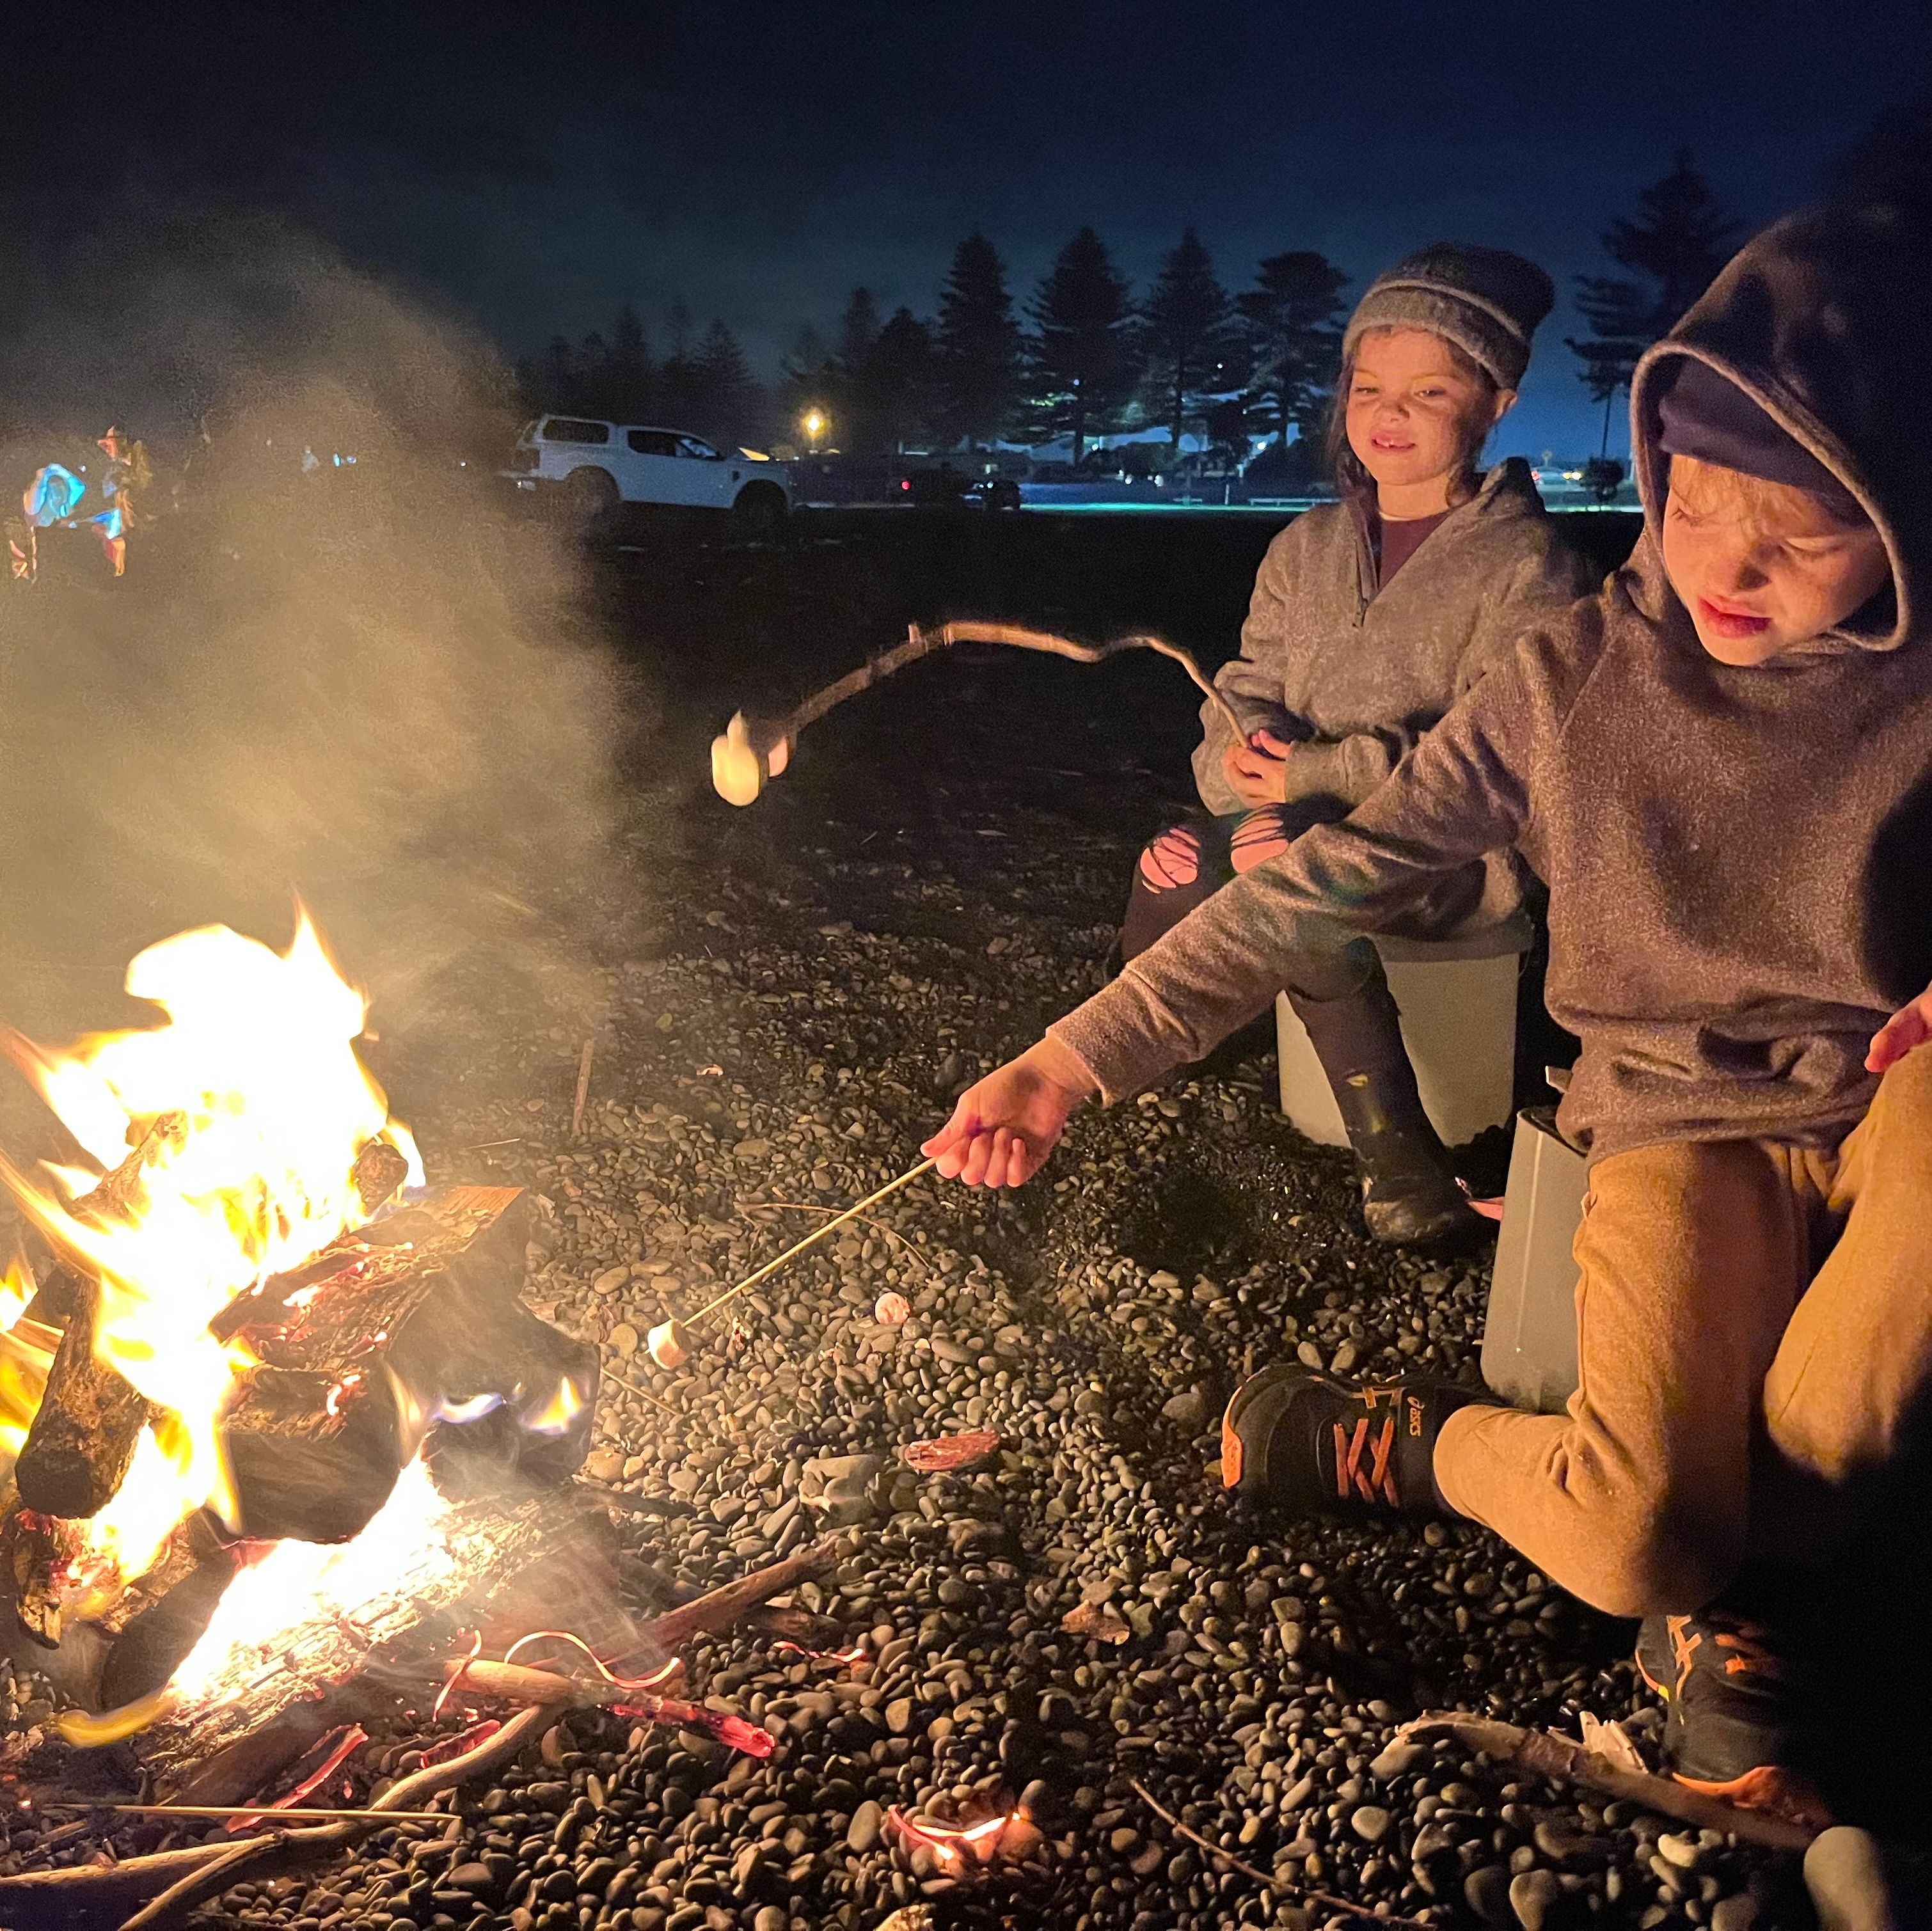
[1122, 244, 1593, 1245]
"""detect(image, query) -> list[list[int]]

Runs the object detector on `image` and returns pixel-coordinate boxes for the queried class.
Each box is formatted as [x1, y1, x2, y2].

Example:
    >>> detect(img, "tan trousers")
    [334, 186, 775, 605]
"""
[1435, 1045, 1932, 1618]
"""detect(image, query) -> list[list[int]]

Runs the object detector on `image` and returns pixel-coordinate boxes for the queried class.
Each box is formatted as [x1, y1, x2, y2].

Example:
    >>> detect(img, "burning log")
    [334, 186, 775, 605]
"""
[10, 1112, 187, 1520]
[128, 1478, 626, 1792]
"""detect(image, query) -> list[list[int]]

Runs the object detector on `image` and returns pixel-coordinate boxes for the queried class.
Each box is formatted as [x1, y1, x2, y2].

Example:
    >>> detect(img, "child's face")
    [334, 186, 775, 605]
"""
[1662, 453, 1891, 665]
[1345, 329, 1509, 496]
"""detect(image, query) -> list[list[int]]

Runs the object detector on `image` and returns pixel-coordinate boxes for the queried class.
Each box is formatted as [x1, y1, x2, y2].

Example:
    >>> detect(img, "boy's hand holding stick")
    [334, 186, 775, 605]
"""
[921, 1037, 1097, 1188]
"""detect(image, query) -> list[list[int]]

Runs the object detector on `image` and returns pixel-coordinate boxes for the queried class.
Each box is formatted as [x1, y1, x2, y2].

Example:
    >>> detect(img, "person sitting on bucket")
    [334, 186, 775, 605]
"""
[1120, 243, 1593, 1249]
[922, 201, 1932, 1826]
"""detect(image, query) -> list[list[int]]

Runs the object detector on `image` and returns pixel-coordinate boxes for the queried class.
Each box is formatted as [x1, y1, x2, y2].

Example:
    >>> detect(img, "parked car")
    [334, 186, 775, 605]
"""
[503, 416, 790, 530]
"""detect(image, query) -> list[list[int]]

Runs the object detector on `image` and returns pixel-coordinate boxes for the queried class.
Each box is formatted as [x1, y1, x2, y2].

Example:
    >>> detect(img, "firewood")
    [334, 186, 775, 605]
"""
[624, 1533, 842, 1655]
[13, 1114, 186, 1520]
[0, 1698, 560, 1931]
[1396, 1713, 1819, 1850]
[130, 1485, 622, 1792]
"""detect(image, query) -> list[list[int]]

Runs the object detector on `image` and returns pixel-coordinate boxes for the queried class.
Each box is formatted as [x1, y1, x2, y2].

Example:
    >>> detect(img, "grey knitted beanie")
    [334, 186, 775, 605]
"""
[1343, 243, 1556, 391]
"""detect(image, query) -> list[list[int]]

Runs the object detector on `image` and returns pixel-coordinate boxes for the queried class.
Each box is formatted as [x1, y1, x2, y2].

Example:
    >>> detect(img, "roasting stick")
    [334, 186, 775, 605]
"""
[711, 620, 1247, 804]
[36, 1803, 453, 1823]
[646, 1159, 935, 1366]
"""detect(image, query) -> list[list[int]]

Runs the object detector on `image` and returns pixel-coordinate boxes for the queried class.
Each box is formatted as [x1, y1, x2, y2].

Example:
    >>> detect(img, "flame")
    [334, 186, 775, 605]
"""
[169, 1456, 454, 1706]
[0, 910, 422, 1598]
[887, 1806, 1011, 1868]
[523, 1374, 584, 1438]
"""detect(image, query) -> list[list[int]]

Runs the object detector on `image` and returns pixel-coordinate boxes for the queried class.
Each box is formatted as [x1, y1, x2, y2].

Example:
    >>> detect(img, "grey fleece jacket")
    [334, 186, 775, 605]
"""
[1052, 204, 1932, 1164]
[1193, 458, 1594, 818]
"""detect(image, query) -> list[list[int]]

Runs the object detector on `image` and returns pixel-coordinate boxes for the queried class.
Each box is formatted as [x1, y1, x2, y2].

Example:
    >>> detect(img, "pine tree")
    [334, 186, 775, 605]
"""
[1237, 250, 1349, 455]
[936, 234, 1022, 448]
[838, 288, 881, 375]
[610, 303, 653, 419]
[1144, 227, 1233, 451]
[1027, 228, 1139, 465]
[869, 306, 939, 452]
[689, 320, 759, 444]
[1568, 151, 1743, 454]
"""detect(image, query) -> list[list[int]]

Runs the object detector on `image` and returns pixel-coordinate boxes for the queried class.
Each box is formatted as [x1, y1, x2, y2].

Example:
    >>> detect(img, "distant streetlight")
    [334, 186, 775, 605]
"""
[800, 407, 828, 450]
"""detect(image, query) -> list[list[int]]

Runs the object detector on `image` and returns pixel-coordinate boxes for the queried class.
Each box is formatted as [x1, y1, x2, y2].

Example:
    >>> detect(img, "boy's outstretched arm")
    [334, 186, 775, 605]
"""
[926, 627, 1568, 1186]
[1867, 988, 1932, 1072]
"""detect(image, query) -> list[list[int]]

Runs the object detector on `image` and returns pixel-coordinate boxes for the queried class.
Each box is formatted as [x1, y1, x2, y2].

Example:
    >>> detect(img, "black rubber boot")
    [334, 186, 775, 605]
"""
[1288, 968, 1488, 1248]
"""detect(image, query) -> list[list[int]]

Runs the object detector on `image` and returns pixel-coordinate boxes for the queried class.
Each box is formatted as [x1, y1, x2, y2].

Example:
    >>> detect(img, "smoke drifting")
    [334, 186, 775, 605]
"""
[0, 209, 636, 1079]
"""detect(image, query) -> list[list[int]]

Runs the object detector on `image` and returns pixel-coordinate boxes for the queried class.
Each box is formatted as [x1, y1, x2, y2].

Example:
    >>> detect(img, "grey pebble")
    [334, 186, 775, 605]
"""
[1508, 1868, 1562, 1931]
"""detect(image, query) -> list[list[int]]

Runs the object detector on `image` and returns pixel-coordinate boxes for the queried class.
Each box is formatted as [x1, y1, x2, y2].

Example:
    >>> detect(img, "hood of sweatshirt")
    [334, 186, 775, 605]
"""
[1630, 201, 1932, 653]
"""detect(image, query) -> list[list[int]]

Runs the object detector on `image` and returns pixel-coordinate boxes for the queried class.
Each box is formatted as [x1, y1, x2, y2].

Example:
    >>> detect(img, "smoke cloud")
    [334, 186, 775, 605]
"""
[0, 207, 639, 1094]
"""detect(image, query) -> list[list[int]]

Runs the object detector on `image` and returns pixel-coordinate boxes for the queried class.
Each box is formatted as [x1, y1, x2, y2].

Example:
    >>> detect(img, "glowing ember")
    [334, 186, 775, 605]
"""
[0, 911, 421, 1603]
[886, 1806, 1011, 1868]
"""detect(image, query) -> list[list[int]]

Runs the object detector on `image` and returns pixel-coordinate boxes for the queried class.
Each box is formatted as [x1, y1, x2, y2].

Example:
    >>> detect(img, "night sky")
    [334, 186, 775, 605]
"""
[7, 0, 1930, 455]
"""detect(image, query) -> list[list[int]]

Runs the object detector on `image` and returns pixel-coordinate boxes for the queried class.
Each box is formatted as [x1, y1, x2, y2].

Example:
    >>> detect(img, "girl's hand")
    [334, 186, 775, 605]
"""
[1867, 986, 1932, 1073]
[922, 1037, 1098, 1187]
[1221, 729, 1294, 807]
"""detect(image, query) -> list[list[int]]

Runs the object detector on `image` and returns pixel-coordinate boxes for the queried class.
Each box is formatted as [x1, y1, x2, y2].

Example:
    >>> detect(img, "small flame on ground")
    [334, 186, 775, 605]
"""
[886, 1806, 1011, 1868]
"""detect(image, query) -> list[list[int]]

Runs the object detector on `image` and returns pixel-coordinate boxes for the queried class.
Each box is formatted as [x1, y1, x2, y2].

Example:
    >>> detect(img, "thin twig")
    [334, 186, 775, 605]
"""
[571, 1039, 596, 1138]
[598, 1364, 681, 1416]
[748, 1199, 935, 1277]
[38, 1804, 451, 1823]
[686, 1159, 934, 1328]
[1129, 1778, 1434, 1931]
[0, 1702, 561, 1931]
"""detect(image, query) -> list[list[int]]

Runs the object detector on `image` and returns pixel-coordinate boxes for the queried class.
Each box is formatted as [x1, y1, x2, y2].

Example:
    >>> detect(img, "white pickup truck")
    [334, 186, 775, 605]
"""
[505, 416, 790, 530]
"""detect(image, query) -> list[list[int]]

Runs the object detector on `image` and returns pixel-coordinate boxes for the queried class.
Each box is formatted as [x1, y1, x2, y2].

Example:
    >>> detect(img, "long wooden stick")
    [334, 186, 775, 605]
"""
[1396, 1715, 1820, 1850]
[684, 1160, 933, 1327]
[712, 620, 1247, 804]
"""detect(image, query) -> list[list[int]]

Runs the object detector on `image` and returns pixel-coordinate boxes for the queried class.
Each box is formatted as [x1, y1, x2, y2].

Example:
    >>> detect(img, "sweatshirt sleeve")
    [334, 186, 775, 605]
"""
[1052, 634, 1555, 1102]
[1279, 523, 1599, 812]
[1192, 528, 1306, 814]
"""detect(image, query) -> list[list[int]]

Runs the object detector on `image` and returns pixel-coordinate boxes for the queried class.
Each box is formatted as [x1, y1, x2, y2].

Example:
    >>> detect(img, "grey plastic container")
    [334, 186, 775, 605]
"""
[1481, 1107, 1588, 1415]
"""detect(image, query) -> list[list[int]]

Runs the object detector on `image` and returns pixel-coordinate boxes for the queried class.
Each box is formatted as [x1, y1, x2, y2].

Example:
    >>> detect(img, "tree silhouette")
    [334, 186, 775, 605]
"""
[688, 324, 761, 444]
[1238, 250, 1349, 456]
[1825, 84, 1932, 207]
[1144, 228, 1235, 451]
[1027, 227, 1139, 464]
[609, 303, 652, 418]
[1568, 151, 1743, 453]
[838, 288, 881, 375]
[869, 307, 940, 452]
[937, 233, 1023, 448]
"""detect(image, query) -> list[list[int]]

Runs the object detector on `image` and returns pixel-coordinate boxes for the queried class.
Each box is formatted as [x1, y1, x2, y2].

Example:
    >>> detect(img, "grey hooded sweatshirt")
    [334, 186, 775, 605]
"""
[1194, 458, 1594, 818]
[1052, 204, 1932, 1163]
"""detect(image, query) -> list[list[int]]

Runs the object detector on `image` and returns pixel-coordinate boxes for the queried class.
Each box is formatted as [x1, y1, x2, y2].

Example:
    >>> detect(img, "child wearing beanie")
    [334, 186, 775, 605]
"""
[1120, 243, 1594, 1247]
[927, 201, 1932, 1824]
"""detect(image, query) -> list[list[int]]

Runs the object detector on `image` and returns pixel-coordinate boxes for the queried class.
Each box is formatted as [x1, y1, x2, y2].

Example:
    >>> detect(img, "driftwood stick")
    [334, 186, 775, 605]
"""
[626, 1533, 842, 1653]
[1397, 1714, 1819, 1851]
[1128, 1779, 1434, 1931]
[0, 1702, 558, 1930]
[711, 620, 1246, 804]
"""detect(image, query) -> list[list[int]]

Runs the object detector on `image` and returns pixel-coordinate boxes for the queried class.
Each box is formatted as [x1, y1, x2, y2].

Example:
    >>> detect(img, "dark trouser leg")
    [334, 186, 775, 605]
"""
[1120, 816, 1235, 962]
[1287, 949, 1484, 1248]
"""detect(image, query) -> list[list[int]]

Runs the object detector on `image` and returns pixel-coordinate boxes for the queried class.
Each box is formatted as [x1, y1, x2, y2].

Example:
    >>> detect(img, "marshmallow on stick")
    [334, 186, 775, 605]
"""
[709, 620, 1244, 805]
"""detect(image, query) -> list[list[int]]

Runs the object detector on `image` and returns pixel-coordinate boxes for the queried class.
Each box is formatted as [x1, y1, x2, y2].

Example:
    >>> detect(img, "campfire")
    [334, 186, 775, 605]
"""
[0, 914, 827, 1926]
